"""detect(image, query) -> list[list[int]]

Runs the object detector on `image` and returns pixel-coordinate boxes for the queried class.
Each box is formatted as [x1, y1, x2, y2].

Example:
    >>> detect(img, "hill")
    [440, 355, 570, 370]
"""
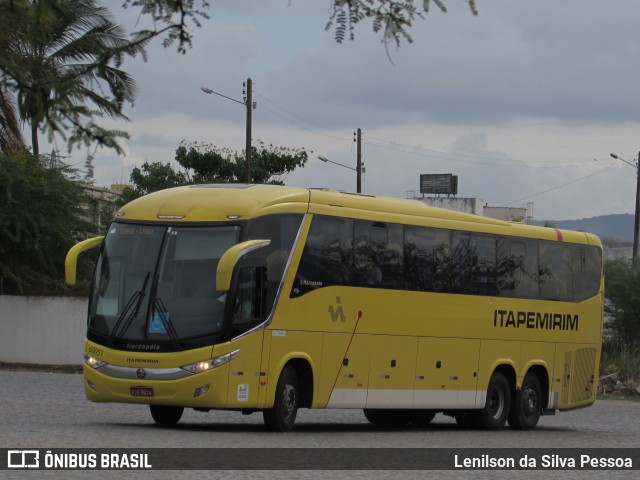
[530, 214, 634, 243]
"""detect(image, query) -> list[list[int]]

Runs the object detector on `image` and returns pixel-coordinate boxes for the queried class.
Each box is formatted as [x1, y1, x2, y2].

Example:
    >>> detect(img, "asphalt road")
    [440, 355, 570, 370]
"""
[1, 370, 638, 479]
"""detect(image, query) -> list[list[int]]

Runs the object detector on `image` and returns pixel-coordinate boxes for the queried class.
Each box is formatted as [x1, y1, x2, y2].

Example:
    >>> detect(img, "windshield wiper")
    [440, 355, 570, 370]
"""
[108, 272, 150, 345]
[152, 297, 181, 349]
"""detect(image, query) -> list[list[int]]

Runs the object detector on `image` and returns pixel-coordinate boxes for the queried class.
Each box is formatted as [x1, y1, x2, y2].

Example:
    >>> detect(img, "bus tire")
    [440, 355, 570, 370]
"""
[475, 372, 511, 430]
[363, 409, 411, 426]
[150, 405, 183, 425]
[508, 373, 542, 430]
[263, 366, 299, 432]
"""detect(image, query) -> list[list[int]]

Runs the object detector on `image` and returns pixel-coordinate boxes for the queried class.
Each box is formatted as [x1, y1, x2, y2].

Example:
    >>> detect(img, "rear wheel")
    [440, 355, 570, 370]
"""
[475, 372, 511, 430]
[150, 405, 183, 425]
[263, 366, 299, 432]
[508, 373, 542, 430]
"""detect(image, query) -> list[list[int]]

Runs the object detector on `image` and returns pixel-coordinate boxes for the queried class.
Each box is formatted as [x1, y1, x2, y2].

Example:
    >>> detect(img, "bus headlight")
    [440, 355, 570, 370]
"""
[84, 354, 106, 369]
[181, 349, 240, 374]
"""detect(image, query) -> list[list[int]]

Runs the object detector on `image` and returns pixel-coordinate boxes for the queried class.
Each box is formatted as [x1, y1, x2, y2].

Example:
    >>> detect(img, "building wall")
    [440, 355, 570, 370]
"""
[0, 295, 87, 365]
[483, 206, 528, 223]
[418, 197, 484, 215]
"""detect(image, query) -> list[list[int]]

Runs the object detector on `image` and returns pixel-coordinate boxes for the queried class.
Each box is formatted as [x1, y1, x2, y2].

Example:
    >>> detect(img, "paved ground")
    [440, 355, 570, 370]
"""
[0, 370, 638, 479]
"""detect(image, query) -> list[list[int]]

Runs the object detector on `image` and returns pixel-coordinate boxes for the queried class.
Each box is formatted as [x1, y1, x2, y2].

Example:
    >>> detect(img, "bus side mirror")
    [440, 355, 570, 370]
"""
[216, 239, 271, 292]
[65, 236, 104, 285]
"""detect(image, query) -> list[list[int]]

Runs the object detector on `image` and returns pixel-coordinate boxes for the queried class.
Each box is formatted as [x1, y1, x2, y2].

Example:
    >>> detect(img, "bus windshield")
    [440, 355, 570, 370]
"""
[88, 223, 241, 349]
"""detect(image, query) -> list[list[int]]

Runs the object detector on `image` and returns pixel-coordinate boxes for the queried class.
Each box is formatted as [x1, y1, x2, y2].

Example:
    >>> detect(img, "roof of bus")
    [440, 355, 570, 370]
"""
[115, 184, 601, 246]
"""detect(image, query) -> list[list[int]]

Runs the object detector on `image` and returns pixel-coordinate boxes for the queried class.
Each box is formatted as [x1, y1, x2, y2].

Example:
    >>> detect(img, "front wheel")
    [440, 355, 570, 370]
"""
[263, 366, 299, 432]
[150, 405, 184, 426]
[508, 373, 542, 430]
[475, 372, 511, 430]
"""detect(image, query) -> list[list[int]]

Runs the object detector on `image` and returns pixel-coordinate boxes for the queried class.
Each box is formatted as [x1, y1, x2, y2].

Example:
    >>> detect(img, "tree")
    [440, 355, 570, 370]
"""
[326, 0, 478, 48]
[120, 140, 309, 203]
[0, 85, 26, 152]
[604, 259, 640, 345]
[175, 140, 308, 184]
[0, 0, 148, 156]
[0, 150, 93, 295]
[119, 161, 189, 205]
[121, 1, 477, 54]
[122, 0, 210, 54]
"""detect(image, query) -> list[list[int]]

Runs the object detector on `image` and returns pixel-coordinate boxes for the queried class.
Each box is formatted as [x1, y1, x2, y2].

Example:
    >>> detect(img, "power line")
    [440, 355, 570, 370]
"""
[501, 166, 612, 206]
[254, 93, 602, 170]
[257, 101, 350, 142]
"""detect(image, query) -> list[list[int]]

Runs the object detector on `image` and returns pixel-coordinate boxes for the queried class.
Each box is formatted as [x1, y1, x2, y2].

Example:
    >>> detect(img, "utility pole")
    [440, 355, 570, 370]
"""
[633, 150, 640, 265]
[611, 151, 640, 265]
[244, 78, 253, 184]
[355, 128, 362, 194]
[201, 78, 255, 184]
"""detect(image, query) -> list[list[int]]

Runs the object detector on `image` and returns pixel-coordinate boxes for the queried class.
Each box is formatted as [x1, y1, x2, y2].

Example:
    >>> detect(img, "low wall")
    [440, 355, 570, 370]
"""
[0, 295, 87, 365]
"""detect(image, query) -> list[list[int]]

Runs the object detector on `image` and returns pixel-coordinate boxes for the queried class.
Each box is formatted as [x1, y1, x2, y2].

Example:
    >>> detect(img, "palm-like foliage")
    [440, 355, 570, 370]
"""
[0, 85, 26, 151]
[0, 0, 149, 156]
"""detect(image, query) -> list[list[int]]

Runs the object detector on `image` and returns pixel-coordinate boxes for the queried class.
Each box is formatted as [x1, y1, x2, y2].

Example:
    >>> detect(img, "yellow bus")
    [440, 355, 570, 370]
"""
[66, 184, 604, 432]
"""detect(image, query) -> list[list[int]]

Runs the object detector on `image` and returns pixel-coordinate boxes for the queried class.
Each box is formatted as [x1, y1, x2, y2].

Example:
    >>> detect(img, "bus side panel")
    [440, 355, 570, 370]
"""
[553, 343, 598, 410]
[257, 329, 272, 408]
[226, 330, 264, 408]
[325, 334, 371, 408]
[414, 338, 480, 409]
[317, 332, 352, 408]
[366, 336, 417, 408]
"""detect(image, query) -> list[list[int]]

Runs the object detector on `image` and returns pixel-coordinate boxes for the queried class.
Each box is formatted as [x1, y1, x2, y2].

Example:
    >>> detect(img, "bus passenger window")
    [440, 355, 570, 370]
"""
[539, 242, 572, 301]
[383, 224, 404, 289]
[233, 266, 266, 331]
[354, 221, 404, 289]
[292, 216, 353, 297]
[451, 233, 474, 294]
[497, 238, 538, 299]
[496, 238, 515, 296]
[404, 226, 451, 293]
[572, 245, 602, 302]
[471, 235, 497, 296]
[246, 214, 303, 314]
[354, 221, 379, 286]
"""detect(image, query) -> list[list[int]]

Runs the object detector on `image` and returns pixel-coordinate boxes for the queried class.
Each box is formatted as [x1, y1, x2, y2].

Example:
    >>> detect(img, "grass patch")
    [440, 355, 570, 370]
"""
[598, 340, 640, 399]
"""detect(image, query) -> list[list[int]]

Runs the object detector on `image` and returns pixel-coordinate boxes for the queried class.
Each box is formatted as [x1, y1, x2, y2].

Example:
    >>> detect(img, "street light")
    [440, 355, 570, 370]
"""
[201, 78, 255, 184]
[610, 152, 640, 264]
[317, 155, 363, 193]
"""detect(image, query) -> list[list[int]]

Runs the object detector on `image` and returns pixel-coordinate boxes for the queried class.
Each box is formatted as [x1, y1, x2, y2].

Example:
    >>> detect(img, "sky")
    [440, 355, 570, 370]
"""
[46, 1, 640, 221]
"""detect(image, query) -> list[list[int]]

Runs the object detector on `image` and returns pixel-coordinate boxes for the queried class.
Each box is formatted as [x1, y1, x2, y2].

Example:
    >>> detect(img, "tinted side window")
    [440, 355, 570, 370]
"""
[471, 235, 497, 295]
[539, 242, 572, 301]
[354, 221, 404, 289]
[292, 216, 353, 297]
[450, 233, 497, 296]
[497, 238, 538, 298]
[404, 226, 450, 292]
[245, 214, 303, 316]
[572, 245, 602, 302]
[451, 233, 474, 294]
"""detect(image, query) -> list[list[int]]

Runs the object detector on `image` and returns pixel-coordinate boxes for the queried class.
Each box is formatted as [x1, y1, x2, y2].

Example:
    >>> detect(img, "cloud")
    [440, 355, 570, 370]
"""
[66, 1, 640, 221]
[261, 1, 640, 128]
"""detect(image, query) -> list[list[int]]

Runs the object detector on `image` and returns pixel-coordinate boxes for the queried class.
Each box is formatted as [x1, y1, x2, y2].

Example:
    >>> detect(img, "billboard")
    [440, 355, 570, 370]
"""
[420, 174, 458, 195]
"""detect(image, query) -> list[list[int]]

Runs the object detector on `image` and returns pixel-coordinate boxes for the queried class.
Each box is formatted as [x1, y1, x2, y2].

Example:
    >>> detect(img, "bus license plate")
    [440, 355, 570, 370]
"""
[130, 387, 154, 397]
